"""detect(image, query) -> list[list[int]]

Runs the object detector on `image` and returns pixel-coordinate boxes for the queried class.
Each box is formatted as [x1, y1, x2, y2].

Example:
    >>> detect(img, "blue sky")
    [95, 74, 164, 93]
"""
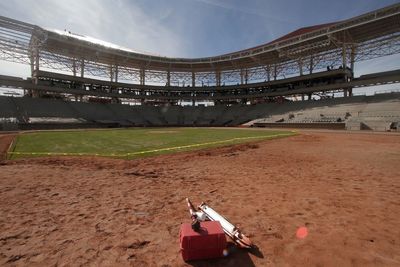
[0, 0, 399, 94]
[1, 0, 399, 57]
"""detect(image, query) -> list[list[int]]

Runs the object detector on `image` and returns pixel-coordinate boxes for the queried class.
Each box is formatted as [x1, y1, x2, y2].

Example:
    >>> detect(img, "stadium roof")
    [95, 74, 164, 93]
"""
[32, 3, 399, 72]
[267, 23, 338, 45]
[0, 3, 399, 84]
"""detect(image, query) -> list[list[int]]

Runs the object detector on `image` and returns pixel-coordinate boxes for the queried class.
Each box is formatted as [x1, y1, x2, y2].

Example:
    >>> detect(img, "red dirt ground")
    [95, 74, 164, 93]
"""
[0, 131, 399, 266]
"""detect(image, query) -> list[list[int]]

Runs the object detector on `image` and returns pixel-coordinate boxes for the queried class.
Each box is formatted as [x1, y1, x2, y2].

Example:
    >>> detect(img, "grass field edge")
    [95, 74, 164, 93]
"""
[8, 129, 297, 160]
[5, 135, 18, 160]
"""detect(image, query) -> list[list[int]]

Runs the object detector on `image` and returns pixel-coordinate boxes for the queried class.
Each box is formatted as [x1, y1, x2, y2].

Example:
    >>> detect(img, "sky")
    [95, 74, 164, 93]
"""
[0, 0, 399, 95]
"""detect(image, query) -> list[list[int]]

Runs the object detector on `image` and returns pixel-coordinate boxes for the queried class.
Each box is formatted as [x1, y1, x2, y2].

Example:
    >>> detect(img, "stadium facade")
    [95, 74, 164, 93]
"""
[0, 3, 399, 130]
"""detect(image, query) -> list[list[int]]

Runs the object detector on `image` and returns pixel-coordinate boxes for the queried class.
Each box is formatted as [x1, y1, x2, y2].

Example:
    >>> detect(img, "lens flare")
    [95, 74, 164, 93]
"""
[296, 226, 308, 239]
[223, 249, 229, 257]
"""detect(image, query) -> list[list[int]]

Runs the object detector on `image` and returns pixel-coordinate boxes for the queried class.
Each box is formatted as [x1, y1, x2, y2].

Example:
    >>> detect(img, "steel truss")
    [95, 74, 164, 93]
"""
[0, 3, 399, 88]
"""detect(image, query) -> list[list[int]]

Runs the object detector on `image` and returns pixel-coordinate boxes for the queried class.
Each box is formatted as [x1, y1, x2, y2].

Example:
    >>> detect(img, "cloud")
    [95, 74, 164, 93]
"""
[0, 0, 186, 57]
[191, 0, 292, 23]
[0, 0, 188, 81]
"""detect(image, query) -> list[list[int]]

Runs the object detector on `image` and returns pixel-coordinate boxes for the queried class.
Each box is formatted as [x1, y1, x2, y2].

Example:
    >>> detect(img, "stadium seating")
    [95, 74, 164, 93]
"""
[0, 96, 18, 119]
[107, 104, 146, 125]
[14, 97, 72, 118]
[181, 106, 203, 126]
[0, 92, 399, 131]
[246, 93, 400, 131]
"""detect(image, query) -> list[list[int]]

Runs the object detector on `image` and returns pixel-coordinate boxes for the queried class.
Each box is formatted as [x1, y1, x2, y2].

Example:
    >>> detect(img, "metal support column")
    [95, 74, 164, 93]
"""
[342, 43, 348, 97]
[80, 59, 84, 78]
[34, 50, 39, 74]
[29, 36, 38, 85]
[342, 44, 347, 69]
[72, 59, 76, 77]
[215, 70, 221, 87]
[140, 68, 145, 85]
[350, 47, 355, 71]
[110, 65, 114, 82]
[309, 56, 314, 74]
[298, 58, 303, 76]
[167, 70, 170, 86]
[28, 46, 38, 96]
[29, 52, 34, 77]
[348, 45, 356, 97]
[191, 71, 196, 105]
[27, 52, 34, 96]
[139, 68, 146, 104]
[30, 45, 40, 97]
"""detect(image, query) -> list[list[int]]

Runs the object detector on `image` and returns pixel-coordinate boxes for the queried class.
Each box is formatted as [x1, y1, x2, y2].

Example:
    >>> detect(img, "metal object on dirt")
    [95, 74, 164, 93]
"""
[185, 198, 253, 249]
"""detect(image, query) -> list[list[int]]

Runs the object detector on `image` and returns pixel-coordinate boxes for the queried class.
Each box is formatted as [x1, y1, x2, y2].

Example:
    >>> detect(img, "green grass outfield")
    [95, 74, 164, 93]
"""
[8, 128, 296, 159]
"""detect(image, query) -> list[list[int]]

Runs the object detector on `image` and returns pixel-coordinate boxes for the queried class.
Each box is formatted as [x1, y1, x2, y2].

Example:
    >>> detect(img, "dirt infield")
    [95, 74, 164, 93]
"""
[0, 131, 399, 266]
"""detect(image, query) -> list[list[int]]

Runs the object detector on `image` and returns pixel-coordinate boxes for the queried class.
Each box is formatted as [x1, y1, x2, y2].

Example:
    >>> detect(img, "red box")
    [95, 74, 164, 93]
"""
[180, 221, 227, 261]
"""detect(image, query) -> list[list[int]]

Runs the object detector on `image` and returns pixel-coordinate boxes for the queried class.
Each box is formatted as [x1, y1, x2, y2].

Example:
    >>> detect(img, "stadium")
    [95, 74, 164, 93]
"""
[0, 1, 399, 266]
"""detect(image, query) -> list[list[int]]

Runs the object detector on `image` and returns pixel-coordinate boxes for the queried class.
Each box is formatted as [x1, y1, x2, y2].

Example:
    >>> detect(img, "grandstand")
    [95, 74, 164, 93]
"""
[248, 93, 400, 131]
[0, 3, 400, 131]
[1, 92, 399, 131]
